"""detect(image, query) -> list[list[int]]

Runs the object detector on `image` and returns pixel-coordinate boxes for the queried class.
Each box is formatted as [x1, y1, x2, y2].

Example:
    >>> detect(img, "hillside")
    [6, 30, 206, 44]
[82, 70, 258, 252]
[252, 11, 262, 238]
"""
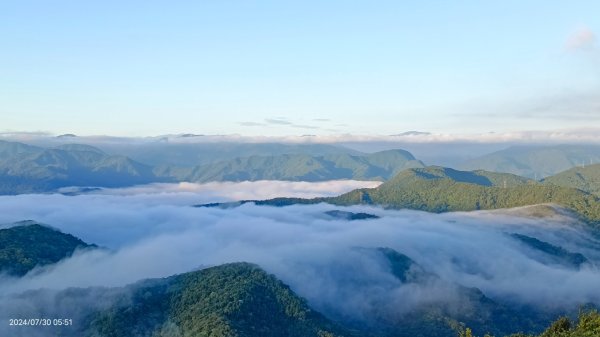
[243, 166, 600, 227]
[0, 141, 160, 194]
[542, 164, 600, 196]
[356, 247, 547, 337]
[156, 149, 424, 182]
[0, 140, 426, 194]
[0, 222, 94, 276]
[459, 145, 600, 179]
[461, 310, 600, 337]
[99, 141, 362, 167]
[326, 167, 600, 225]
[86, 262, 354, 337]
[14, 247, 558, 337]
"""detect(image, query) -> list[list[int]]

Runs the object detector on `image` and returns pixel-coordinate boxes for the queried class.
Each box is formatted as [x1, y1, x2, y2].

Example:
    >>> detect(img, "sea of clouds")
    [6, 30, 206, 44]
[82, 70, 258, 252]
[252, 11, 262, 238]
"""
[1, 180, 600, 336]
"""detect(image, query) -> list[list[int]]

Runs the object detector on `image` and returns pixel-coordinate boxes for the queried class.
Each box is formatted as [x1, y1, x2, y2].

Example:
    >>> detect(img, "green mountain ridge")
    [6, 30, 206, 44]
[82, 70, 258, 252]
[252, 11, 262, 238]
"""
[222, 166, 600, 227]
[0, 222, 95, 276]
[460, 145, 600, 179]
[157, 149, 424, 182]
[0, 141, 160, 194]
[542, 164, 600, 196]
[0, 140, 426, 194]
[86, 262, 354, 337]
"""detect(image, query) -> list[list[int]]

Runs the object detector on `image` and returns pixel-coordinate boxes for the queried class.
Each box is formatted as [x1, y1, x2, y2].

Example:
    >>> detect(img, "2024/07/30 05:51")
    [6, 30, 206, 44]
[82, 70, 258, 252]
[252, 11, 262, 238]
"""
[9, 318, 73, 326]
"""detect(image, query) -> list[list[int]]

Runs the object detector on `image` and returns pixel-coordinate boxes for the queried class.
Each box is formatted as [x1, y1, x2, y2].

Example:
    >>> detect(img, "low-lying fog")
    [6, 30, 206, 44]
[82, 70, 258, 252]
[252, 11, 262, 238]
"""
[1, 180, 599, 330]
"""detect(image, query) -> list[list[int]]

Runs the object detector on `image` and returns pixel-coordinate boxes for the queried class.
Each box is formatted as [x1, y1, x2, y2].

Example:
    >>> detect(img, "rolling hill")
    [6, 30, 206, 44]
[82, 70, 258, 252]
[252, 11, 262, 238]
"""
[0, 222, 95, 276]
[85, 262, 354, 337]
[0, 140, 425, 194]
[101, 141, 363, 167]
[327, 167, 600, 225]
[156, 149, 424, 182]
[542, 164, 600, 196]
[459, 145, 600, 179]
[229, 166, 600, 227]
[0, 141, 160, 194]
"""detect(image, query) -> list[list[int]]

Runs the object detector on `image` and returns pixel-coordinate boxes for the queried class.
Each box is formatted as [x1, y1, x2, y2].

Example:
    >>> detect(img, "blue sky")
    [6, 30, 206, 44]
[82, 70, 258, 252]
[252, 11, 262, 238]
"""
[1, 1, 598, 137]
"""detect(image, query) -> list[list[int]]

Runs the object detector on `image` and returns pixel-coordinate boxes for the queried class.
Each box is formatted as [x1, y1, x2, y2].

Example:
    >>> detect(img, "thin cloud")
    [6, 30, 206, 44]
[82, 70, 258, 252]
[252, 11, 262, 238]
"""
[566, 27, 597, 52]
[265, 118, 293, 125]
[264, 118, 320, 130]
[290, 124, 320, 130]
[239, 122, 266, 127]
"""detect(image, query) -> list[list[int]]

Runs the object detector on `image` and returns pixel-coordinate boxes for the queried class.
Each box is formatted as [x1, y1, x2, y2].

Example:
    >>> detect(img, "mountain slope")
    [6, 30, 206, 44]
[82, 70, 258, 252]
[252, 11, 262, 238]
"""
[86, 262, 354, 337]
[157, 150, 424, 182]
[0, 140, 426, 193]
[241, 166, 600, 227]
[326, 167, 600, 225]
[542, 164, 600, 196]
[0, 141, 160, 194]
[101, 141, 363, 167]
[0, 222, 94, 276]
[459, 145, 600, 179]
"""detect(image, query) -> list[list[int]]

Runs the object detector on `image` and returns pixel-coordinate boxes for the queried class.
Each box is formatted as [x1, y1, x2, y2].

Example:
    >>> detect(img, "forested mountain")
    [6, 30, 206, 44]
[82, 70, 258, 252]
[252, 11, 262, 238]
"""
[0, 141, 159, 194]
[155, 149, 424, 182]
[462, 310, 600, 337]
[0, 222, 94, 276]
[326, 167, 600, 223]
[229, 166, 600, 227]
[99, 141, 362, 167]
[459, 145, 600, 179]
[86, 262, 353, 337]
[0, 140, 424, 194]
[542, 164, 600, 196]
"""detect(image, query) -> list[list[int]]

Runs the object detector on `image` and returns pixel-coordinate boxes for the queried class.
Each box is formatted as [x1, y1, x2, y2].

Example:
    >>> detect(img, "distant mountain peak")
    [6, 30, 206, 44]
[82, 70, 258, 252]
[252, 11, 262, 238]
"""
[391, 131, 431, 136]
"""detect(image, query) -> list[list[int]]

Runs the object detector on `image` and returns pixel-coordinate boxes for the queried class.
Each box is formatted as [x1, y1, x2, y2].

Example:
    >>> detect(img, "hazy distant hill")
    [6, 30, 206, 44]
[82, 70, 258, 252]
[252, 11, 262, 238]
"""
[100, 141, 363, 167]
[542, 164, 600, 196]
[156, 149, 424, 182]
[0, 141, 159, 194]
[0, 140, 428, 193]
[459, 145, 600, 179]
[0, 222, 94, 276]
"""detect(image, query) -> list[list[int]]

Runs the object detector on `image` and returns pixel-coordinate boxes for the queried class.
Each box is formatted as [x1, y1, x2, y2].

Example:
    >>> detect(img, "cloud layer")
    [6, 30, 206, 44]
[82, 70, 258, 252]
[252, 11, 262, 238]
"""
[0, 182, 599, 336]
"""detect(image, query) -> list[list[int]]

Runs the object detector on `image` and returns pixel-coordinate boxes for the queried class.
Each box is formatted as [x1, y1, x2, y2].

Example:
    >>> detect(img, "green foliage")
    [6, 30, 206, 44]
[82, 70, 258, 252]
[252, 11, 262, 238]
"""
[543, 164, 600, 196]
[0, 141, 159, 194]
[321, 167, 600, 227]
[459, 145, 600, 179]
[87, 263, 355, 337]
[0, 223, 94, 276]
[460, 310, 600, 337]
[158, 150, 424, 183]
[509, 234, 588, 269]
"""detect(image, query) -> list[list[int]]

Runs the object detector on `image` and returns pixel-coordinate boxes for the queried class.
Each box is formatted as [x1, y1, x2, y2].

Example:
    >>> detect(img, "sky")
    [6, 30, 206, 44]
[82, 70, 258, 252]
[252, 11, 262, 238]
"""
[1, 1, 599, 137]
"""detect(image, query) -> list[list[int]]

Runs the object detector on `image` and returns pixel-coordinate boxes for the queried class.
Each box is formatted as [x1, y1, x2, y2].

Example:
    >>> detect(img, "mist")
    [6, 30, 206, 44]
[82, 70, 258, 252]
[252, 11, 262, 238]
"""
[1, 181, 600, 335]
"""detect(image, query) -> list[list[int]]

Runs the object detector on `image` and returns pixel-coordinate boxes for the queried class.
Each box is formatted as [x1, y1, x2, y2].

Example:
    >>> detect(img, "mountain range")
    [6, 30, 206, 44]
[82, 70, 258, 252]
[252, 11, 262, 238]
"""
[205, 166, 600, 228]
[459, 145, 600, 179]
[3, 139, 600, 197]
[0, 140, 423, 194]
